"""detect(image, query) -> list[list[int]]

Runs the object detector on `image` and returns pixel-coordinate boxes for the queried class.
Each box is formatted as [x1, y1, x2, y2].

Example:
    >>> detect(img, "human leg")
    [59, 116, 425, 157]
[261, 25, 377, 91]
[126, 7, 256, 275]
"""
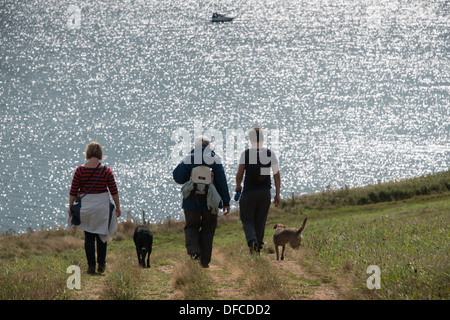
[96, 234, 107, 272]
[184, 210, 202, 258]
[254, 189, 271, 248]
[84, 231, 97, 273]
[198, 209, 217, 267]
[239, 191, 257, 247]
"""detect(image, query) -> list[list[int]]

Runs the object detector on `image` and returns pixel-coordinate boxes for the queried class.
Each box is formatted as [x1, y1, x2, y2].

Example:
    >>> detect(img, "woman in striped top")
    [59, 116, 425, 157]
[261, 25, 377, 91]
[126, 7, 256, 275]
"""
[68, 142, 121, 274]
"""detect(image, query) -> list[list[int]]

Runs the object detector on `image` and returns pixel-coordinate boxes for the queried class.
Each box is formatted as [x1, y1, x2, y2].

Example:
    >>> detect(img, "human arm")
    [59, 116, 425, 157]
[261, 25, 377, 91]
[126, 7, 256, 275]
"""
[222, 205, 230, 215]
[112, 193, 121, 218]
[68, 167, 81, 216]
[273, 165, 280, 207]
[235, 150, 246, 192]
[106, 167, 121, 217]
[173, 160, 191, 184]
[213, 163, 231, 215]
[235, 164, 245, 192]
[68, 195, 77, 216]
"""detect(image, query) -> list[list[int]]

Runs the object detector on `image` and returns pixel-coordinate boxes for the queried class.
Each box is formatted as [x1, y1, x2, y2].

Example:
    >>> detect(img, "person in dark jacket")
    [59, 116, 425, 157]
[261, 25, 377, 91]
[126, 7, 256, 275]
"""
[173, 135, 230, 268]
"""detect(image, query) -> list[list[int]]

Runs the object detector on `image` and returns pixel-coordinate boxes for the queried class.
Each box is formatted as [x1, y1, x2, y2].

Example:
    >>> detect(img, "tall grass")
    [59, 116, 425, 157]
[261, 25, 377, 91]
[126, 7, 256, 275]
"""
[216, 244, 293, 299]
[300, 195, 450, 299]
[0, 256, 71, 300]
[282, 170, 450, 210]
[172, 260, 218, 300]
[240, 255, 292, 299]
[103, 270, 141, 300]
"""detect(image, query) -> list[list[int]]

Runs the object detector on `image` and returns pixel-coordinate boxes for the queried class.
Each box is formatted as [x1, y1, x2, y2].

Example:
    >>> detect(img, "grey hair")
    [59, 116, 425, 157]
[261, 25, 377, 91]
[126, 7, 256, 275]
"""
[194, 135, 210, 147]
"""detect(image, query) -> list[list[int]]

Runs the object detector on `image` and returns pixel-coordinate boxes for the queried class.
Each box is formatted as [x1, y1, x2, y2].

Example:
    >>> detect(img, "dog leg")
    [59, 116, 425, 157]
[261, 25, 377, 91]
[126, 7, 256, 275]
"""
[281, 245, 286, 261]
[146, 252, 150, 268]
[275, 245, 280, 260]
[136, 248, 142, 266]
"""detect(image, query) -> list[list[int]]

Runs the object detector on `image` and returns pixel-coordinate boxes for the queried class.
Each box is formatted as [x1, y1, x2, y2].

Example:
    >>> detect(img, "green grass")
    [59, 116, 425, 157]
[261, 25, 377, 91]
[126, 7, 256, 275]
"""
[172, 259, 218, 300]
[0, 170, 448, 300]
[0, 255, 71, 300]
[281, 170, 450, 209]
[297, 194, 449, 299]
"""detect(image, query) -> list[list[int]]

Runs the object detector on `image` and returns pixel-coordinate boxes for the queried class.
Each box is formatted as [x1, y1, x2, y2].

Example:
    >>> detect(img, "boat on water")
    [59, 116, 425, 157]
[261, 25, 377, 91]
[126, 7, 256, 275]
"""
[211, 13, 234, 22]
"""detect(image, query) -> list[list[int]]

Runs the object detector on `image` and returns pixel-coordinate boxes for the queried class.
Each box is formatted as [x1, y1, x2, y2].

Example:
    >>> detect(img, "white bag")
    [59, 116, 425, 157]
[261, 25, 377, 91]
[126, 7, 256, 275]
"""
[191, 165, 213, 185]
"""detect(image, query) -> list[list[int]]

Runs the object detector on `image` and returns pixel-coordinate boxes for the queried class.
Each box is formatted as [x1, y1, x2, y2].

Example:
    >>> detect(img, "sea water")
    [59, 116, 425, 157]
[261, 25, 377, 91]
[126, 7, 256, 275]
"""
[0, 0, 448, 234]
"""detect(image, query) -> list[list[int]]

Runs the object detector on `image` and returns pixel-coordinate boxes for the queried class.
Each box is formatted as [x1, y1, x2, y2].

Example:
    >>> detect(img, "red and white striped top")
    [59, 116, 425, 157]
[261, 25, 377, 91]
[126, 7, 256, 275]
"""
[69, 165, 118, 196]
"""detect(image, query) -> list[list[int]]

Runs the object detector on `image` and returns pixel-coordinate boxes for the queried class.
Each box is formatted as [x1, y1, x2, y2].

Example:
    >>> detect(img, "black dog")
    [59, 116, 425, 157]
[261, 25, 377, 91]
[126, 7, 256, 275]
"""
[133, 225, 153, 268]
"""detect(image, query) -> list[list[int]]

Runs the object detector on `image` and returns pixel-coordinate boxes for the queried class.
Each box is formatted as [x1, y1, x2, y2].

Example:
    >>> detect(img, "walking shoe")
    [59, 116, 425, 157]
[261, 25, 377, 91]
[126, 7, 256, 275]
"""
[190, 253, 200, 261]
[249, 241, 259, 255]
[257, 244, 263, 254]
[98, 263, 106, 273]
[87, 265, 96, 275]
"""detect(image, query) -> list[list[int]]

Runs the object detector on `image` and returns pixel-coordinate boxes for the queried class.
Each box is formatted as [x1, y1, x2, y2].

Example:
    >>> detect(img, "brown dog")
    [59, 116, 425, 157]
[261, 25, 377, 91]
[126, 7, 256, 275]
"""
[273, 218, 307, 260]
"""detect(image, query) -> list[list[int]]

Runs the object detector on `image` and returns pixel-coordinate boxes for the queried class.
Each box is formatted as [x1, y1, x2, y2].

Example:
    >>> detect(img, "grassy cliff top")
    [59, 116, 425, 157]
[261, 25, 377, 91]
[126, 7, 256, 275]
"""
[0, 170, 448, 300]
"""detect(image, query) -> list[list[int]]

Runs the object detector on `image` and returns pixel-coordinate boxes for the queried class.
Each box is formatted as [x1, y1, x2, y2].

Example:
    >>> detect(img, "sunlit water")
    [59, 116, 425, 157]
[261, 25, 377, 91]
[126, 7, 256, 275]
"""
[1, 0, 448, 234]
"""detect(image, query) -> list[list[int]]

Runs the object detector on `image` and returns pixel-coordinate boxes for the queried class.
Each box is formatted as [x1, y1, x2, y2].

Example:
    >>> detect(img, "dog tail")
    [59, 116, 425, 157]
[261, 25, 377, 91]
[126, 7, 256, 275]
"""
[297, 217, 308, 234]
[142, 247, 147, 255]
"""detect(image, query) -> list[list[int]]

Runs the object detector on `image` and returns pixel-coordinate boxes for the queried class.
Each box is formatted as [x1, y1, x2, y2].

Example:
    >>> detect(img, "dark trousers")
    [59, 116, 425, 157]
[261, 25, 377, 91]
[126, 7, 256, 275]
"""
[239, 189, 271, 247]
[84, 231, 107, 267]
[184, 209, 217, 265]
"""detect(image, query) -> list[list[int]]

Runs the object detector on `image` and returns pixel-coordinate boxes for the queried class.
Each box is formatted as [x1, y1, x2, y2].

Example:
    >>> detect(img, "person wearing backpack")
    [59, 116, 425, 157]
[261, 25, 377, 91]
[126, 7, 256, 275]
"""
[173, 135, 230, 268]
[235, 127, 281, 254]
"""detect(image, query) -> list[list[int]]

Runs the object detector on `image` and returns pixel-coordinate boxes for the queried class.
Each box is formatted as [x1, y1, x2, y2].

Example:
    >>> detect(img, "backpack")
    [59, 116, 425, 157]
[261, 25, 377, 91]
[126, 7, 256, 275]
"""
[190, 165, 214, 200]
[245, 148, 272, 185]
[191, 165, 213, 185]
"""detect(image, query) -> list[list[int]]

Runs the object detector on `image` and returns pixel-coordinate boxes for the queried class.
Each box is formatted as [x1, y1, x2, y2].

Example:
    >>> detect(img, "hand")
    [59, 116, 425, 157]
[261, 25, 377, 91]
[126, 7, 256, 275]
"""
[116, 207, 121, 218]
[68, 207, 72, 217]
[274, 194, 281, 207]
[223, 206, 230, 215]
[235, 185, 242, 192]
